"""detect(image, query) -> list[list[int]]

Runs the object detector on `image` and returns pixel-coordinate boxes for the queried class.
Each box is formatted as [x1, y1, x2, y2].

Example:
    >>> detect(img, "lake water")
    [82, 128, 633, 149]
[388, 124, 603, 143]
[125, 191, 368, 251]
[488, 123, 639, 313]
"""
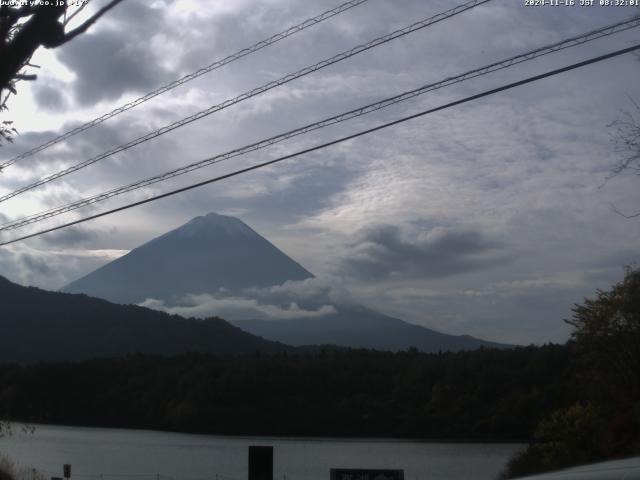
[0, 425, 523, 480]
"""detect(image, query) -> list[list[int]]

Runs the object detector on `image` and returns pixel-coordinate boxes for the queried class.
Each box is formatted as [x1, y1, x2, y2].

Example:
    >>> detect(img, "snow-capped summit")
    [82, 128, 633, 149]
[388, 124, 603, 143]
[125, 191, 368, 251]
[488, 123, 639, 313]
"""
[167, 213, 256, 240]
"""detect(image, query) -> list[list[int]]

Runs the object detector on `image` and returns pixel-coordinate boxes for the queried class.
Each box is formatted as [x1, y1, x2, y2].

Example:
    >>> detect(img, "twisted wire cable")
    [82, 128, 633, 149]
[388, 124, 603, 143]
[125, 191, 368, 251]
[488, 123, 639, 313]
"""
[0, 0, 492, 204]
[2, 43, 638, 246]
[1, 16, 637, 233]
[0, 0, 370, 170]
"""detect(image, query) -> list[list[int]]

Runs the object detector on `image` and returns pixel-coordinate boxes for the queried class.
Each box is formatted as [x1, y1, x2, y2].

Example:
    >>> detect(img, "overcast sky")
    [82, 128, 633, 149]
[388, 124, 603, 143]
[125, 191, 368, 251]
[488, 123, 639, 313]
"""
[0, 0, 639, 344]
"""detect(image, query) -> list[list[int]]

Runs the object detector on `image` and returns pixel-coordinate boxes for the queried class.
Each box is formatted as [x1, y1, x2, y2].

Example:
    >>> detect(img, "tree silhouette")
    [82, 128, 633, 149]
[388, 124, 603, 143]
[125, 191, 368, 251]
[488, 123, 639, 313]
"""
[566, 266, 640, 400]
[0, 0, 124, 144]
[501, 267, 640, 478]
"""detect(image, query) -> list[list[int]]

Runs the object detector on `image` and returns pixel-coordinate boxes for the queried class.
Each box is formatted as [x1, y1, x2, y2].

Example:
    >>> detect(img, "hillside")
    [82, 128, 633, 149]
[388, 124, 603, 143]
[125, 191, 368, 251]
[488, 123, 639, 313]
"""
[0, 275, 289, 363]
[232, 306, 508, 351]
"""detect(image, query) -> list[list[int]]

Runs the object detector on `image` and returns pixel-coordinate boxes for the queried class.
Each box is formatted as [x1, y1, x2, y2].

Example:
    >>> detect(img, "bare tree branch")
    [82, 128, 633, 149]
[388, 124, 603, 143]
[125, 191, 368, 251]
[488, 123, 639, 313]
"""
[611, 203, 640, 219]
[51, 0, 125, 47]
[0, 0, 125, 146]
[64, 0, 92, 27]
[13, 73, 37, 81]
[608, 96, 640, 176]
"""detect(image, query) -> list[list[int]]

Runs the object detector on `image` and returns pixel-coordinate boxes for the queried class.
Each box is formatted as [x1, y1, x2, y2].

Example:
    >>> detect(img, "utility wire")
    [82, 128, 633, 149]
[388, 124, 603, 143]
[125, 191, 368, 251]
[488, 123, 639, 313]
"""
[1, 44, 637, 247]
[1, 17, 638, 233]
[0, 0, 370, 171]
[0, 0, 492, 204]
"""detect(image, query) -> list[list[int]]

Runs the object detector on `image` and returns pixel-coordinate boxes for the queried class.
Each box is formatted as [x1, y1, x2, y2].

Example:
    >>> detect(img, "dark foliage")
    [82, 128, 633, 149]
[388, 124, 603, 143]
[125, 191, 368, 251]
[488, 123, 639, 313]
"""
[568, 267, 640, 405]
[501, 268, 640, 478]
[0, 275, 290, 363]
[0, 1, 123, 145]
[0, 345, 575, 440]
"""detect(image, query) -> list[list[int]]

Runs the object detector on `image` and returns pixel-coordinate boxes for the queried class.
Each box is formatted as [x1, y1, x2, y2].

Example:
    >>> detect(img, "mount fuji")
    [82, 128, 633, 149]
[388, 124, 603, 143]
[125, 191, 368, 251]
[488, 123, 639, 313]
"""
[63, 213, 508, 352]
[64, 213, 312, 304]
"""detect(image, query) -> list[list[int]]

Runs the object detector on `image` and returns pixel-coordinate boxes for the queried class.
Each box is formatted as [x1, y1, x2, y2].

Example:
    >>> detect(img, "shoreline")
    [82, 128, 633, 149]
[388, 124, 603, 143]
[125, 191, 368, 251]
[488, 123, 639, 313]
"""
[2, 422, 528, 445]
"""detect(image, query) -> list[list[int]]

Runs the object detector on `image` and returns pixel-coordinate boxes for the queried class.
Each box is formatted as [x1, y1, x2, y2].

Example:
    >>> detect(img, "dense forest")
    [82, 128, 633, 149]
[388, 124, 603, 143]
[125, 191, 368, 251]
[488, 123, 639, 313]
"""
[0, 345, 574, 440]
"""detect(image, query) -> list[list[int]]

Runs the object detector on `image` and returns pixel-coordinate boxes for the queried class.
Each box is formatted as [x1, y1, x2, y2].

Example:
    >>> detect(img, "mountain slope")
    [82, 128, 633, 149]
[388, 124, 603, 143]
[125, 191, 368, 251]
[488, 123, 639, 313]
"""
[63, 212, 509, 353]
[63, 213, 312, 304]
[0, 275, 289, 363]
[231, 306, 508, 352]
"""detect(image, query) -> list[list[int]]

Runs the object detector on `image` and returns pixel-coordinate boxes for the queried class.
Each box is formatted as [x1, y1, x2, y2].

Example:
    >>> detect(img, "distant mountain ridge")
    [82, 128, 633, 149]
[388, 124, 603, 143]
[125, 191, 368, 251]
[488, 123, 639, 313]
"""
[231, 306, 508, 352]
[0, 275, 289, 363]
[63, 212, 510, 352]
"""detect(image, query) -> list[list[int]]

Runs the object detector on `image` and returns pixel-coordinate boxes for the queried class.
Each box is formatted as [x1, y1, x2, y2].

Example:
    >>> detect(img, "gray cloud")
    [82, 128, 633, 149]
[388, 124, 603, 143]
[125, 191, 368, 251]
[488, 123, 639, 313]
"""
[140, 279, 340, 322]
[0, 241, 127, 290]
[104, 0, 168, 29]
[340, 224, 509, 282]
[38, 226, 98, 247]
[138, 277, 353, 321]
[0, 247, 68, 287]
[33, 83, 68, 112]
[57, 29, 171, 106]
[20, 252, 53, 277]
[140, 295, 336, 321]
[246, 276, 355, 308]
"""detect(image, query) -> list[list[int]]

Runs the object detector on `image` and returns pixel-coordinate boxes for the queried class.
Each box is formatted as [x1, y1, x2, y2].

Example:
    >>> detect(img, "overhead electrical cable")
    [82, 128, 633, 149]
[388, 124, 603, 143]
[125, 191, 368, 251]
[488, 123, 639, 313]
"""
[0, 0, 492, 204]
[1, 43, 638, 247]
[0, 0, 371, 171]
[1, 18, 638, 233]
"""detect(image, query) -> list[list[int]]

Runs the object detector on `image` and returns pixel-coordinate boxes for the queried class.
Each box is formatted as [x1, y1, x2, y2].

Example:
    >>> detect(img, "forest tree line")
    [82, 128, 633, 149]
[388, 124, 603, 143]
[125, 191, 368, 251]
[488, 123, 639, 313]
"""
[0, 345, 574, 440]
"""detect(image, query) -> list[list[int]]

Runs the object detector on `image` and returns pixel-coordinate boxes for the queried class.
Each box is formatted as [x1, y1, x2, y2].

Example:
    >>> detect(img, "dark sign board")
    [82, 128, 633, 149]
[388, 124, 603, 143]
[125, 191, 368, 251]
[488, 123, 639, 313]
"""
[330, 469, 404, 480]
[248, 446, 273, 480]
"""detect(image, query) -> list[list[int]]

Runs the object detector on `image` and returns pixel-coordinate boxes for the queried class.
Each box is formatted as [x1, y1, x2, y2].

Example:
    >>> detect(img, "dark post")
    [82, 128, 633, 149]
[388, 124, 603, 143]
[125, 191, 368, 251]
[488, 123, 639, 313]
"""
[248, 446, 273, 480]
[63, 465, 71, 480]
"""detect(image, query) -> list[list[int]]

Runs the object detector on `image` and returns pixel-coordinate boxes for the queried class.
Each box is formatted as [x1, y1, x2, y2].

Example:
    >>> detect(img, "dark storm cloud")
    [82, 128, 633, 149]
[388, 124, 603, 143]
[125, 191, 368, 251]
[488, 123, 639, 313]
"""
[0, 129, 58, 158]
[341, 224, 509, 281]
[105, 0, 168, 28]
[33, 83, 68, 112]
[57, 29, 171, 106]
[53, 113, 164, 166]
[1, 112, 173, 194]
[168, 0, 428, 80]
[39, 226, 97, 247]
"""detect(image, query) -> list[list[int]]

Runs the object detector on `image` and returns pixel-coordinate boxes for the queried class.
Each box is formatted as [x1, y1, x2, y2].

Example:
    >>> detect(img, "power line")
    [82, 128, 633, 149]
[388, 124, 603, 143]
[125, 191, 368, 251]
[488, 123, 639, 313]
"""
[0, 0, 371, 171]
[1, 43, 637, 247]
[1, 17, 637, 233]
[0, 0, 492, 204]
